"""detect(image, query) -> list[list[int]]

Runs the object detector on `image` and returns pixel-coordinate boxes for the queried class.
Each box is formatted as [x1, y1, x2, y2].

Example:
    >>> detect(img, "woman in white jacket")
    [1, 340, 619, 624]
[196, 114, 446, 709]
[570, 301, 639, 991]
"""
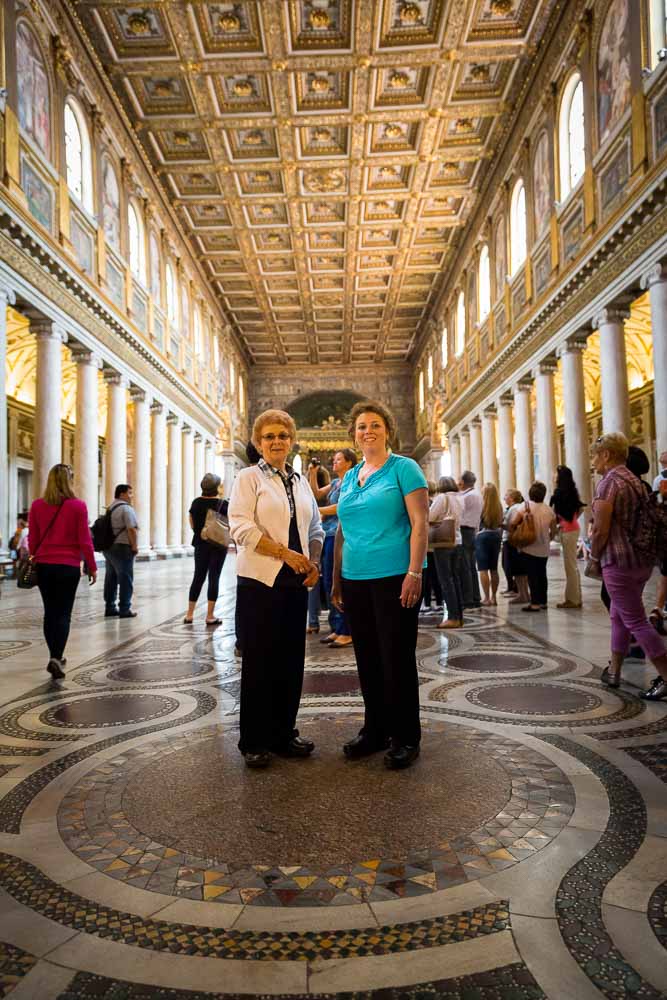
[229, 409, 324, 768]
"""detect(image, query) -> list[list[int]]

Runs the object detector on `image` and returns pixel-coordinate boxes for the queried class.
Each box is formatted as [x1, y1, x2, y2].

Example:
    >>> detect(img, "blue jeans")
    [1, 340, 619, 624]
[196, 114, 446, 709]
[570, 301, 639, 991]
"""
[322, 535, 350, 636]
[104, 544, 135, 614]
[432, 545, 465, 621]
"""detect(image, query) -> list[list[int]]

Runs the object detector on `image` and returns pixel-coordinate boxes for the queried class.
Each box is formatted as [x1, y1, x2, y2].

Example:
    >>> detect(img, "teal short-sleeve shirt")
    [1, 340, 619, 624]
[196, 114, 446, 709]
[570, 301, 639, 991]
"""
[337, 452, 428, 580]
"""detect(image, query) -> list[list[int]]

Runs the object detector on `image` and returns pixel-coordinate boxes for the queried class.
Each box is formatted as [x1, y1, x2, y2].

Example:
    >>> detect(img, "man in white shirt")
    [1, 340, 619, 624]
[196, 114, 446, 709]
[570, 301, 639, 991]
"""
[652, 451, 667, 493]
[458, 471, 483, 608]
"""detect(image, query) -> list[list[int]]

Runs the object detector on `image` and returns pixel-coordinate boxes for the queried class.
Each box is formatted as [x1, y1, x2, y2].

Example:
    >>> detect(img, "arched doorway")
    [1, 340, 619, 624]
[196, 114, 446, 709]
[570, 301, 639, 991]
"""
[285, 390, 365, 473]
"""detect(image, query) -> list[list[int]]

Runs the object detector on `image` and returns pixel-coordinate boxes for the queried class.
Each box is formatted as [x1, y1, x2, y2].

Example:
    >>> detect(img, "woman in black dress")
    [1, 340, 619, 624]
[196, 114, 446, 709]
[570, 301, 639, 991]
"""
[184, 473, 228, 625]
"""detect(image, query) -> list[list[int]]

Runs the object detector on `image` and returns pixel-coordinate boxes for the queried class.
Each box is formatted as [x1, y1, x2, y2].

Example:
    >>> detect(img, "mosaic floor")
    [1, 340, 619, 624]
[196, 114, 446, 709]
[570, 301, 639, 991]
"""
[0, 556, 665, 999]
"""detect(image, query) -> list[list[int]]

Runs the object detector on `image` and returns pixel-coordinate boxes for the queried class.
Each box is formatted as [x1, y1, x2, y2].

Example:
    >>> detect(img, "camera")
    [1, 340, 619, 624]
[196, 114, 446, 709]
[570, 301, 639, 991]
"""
[310, 457, 320, 467]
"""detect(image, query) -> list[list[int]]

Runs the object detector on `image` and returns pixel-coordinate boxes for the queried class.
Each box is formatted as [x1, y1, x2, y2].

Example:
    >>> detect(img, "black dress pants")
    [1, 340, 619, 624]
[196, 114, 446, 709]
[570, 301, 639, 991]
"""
[188, 542, 226, 603]
[236, 582, 308, 753]
[342, 574, 421, 747]
[36, 563, 80, 660]
[524, 554, 548, 606]
[460, 527, 481, 606]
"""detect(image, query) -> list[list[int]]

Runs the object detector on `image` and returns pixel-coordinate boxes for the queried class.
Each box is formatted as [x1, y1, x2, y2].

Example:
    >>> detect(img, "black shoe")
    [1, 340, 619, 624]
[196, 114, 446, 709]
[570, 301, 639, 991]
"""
[343, 734, 390, 759]
[47, 658, 66, 680]
[641, 679, 667, 701]
[320, 633, 337, 644]
[273, 737, 315, 758]
[384, 744, 420, 770]
[243, 750, 271, 768]
[119, 611, 137, 618]
[234, 645, 242, 657]
[601, 666, 620, 689]
[105, 608, 119, 617]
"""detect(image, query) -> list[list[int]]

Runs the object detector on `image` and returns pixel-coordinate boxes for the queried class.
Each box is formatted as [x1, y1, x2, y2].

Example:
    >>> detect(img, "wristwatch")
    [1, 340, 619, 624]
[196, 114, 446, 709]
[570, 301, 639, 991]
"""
[407, 570, 421, 580]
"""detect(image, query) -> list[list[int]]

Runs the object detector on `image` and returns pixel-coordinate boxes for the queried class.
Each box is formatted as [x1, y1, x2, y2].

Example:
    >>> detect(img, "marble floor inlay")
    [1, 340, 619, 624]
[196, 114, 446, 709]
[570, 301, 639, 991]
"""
[0, 558, 664, 999]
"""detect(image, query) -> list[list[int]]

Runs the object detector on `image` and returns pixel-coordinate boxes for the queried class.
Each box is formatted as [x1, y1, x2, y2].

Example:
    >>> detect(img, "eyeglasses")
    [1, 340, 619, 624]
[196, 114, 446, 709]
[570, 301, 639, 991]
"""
[261, 433, 291, 442]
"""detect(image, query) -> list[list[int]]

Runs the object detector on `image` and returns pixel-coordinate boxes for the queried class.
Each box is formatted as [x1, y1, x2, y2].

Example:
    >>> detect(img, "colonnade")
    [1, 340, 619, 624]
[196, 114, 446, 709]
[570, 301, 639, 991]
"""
[448, 262, 667, 510]
[0, 292, 219, 558]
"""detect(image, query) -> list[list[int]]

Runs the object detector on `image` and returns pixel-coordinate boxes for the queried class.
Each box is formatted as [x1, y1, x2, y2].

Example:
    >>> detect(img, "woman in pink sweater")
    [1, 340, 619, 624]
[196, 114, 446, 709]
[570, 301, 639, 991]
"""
[28, 464, 97, 680]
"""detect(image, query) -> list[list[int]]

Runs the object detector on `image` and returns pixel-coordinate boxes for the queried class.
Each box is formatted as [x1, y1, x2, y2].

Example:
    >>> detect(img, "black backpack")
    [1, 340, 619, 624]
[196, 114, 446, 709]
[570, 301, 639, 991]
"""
[91, 502, 127, 552]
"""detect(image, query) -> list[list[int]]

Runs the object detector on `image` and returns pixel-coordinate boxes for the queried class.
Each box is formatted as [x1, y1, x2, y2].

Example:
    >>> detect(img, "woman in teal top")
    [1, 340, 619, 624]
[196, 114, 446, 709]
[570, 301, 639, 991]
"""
[332, 400, 428, 770]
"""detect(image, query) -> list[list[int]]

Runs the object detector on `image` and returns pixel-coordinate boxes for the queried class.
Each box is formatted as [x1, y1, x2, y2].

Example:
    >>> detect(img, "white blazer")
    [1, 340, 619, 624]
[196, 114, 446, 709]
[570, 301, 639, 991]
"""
[229, 465, 325, 587]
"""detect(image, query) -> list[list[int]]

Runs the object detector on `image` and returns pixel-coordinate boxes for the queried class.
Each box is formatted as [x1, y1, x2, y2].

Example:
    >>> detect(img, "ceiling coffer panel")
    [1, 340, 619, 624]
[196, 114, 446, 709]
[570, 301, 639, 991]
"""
[75, 0, 557, 364]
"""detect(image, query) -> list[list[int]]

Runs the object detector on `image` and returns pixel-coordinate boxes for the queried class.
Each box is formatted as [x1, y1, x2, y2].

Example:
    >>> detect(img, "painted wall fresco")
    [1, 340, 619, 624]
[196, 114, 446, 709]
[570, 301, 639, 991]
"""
[532, 132, 551, 237]
[16, 20, 51, 158]
[597, 0, 632, 145]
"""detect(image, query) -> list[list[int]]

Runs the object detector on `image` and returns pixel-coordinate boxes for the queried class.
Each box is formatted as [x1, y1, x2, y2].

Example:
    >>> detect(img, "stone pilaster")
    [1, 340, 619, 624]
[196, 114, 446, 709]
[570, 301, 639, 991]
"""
[497, 394, 516, 499]
[557, 335, 592, 523]
[513, 379, 534, 499]
[533, 358, 559, 491]
[167, 413, 183, 554]
[130, 387, 152, 559]
[30, 316, 67, 499]
[150, 402, 167, 557]
[103, 371, 128, 507]
[641, 262, 667, 458]
[71, 345, 101, 521]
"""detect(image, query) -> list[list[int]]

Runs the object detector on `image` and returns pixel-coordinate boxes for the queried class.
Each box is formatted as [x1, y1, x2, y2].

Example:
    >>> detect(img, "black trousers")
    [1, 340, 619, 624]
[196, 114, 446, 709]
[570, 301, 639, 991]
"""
[188, 543, 226, 603]
[342, 574, 421, 747]
[524, 554, 548, 606]
[237, 582, 308, 753]
[460, 527, 481, 606]
[501, 541, 516, 591]
[422, 552, 443, 607]
[36, 563, 80, 660]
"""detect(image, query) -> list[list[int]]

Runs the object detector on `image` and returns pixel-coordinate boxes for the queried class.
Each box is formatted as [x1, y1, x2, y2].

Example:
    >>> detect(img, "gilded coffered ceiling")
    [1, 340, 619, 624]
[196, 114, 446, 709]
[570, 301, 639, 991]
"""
[72, 0, 558, 366]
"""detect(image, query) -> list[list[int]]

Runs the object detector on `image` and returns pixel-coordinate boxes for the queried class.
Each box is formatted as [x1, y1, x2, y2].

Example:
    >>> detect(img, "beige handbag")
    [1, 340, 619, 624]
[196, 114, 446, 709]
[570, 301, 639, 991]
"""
[200, 500, 230, 549]
[428, 496, 457, 548]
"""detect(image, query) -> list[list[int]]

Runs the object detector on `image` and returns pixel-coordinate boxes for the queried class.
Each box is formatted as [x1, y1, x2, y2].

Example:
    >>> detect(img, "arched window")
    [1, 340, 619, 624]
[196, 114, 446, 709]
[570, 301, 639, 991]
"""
[559, 74, 585, 199]
[478, 245, 491, 321]
[509, 179, 527, 275]
[418, 371, 425, 412]
[127, 201, 145, 281]
[149, 232, 161, 304]
[64, 99, 93, 212]
[16, 21, 51, 158]
[166, 263, 178, 326]
[441, 326, 448, 368]
[455, 290, 466, 357]
[427, 354, 433, 388]
[193, 309, 202, 357]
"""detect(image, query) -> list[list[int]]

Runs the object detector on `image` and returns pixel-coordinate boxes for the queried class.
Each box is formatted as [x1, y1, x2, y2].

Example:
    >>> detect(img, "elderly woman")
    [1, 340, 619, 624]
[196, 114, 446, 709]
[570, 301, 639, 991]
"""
[332, 401, 428, 770]
[229, 409, 325, 767]
[590, 432, 667, 700]
[429, 476, 465, 629]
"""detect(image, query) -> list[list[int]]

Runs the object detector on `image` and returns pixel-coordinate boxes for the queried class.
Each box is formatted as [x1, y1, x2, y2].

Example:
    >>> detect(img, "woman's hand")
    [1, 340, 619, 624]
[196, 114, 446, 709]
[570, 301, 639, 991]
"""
[88, 570, 97, 585]
[400, 572, 422, 608]
[282, 548, 312, 575]
[331, 579, 344, 611]
[303, 562, 320, 588]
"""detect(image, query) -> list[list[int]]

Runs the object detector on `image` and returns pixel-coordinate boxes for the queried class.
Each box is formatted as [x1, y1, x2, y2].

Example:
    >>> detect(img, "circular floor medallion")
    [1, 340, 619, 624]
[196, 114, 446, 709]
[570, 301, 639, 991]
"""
[107, 659, 212, 684]
[302, 671, 361, 696]
[40, 694, 179, 729]
[467, 683, 603, 716]
[447, 652, 543, 674]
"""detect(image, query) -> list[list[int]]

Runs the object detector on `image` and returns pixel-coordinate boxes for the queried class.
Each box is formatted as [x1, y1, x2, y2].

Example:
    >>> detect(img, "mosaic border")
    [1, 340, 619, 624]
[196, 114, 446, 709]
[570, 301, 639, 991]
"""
[542, 735, 663, 999]
[0, 691, 217, 835]
[647, 881, 667, 953]
[0, 940, 38, 997]
[622, 744, 667, 785]
[0, 853, 509, 961]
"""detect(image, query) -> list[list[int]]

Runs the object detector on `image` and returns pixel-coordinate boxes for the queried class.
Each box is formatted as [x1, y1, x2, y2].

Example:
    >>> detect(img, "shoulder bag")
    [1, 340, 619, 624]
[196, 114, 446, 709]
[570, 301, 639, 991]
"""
[200, 498, 230, 549]
[17, 501, 67, 589]
[428, 495, 457, 548]
[508, 501, 537, 550]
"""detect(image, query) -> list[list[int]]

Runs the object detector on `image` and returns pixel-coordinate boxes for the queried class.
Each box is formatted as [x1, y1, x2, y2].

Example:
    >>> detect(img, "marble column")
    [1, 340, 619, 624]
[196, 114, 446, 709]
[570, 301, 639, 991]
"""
[481, 408, 498, 487]
[459, 427, 471, 477]
[596, 305, 631, 435]
[167, 413, 183, 554]
[130, 388, 152, 559]
[513, 380, 534, 498]
[71, 346, 101, 520]
[558, 335, 592, 519]
[181, 425, 194, 549]
[449, 435, 461, 482]
[194, 432, 205, 498]
[150, 402, 167, 557]
[31, 317, 66, 499]
[0, 286, 16, 552]
[470, 417, 483, 485]
[104, 371, 128, 506]
[204, 439, 214, 478]
[642, 262, 667, 457]
[497, 395, 516, 498]
[534, 359, 558, 490]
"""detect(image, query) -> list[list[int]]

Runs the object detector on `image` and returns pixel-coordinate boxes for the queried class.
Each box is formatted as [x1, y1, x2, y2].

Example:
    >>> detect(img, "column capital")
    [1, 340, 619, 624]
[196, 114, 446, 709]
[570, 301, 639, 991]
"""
[449, 433, 460, 444]
[557, 331, 590, 358]
[460, 425, 470, 436]
[70, 344, 102, 368]
[594, 303, 630, 327]
[181, 423, 192, 435]
[194, 431, 203, 443]
[514, 374, 534, 393]
[150, 400, 164, 416]
[130, 386, 149, 404]
[471, 416, 482, 427]
[498, 391, 514, 407]
[533, 356, 558, 378]
[641, 260, 667, 290]
[483, 404, 497, 417]
[0, 285, 16, 307]
[167, 412, 181, 427]
[103, 369, 129, 388]
[27, 315, 68, 343]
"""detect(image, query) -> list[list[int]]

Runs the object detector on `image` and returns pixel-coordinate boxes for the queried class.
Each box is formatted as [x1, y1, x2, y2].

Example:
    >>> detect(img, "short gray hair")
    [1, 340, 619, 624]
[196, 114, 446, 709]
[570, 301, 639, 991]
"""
[201, 473, 221, 496]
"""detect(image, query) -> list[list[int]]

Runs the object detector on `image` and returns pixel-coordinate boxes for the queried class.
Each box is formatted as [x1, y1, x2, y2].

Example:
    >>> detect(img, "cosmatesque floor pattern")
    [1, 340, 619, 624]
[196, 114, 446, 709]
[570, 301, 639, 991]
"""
[0, 556, 665, 999]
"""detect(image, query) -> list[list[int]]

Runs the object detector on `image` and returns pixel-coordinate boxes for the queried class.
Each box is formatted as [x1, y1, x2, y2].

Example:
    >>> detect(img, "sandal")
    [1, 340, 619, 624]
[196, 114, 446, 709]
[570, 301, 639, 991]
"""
[601, 666, 620, 689]
[183, 617, 193, 625]
[205, 618, 222, 626]
[306, 625, 320, 634]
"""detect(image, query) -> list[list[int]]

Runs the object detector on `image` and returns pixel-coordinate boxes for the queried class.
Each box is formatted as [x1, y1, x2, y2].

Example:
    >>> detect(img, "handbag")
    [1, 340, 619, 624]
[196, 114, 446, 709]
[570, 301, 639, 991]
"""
[200, 499, 230, 549]
[17, 501, 67, 589]
[428, 496, 457, 548]
[584, 557, 603, 580]
[509, 501, 537, 549]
